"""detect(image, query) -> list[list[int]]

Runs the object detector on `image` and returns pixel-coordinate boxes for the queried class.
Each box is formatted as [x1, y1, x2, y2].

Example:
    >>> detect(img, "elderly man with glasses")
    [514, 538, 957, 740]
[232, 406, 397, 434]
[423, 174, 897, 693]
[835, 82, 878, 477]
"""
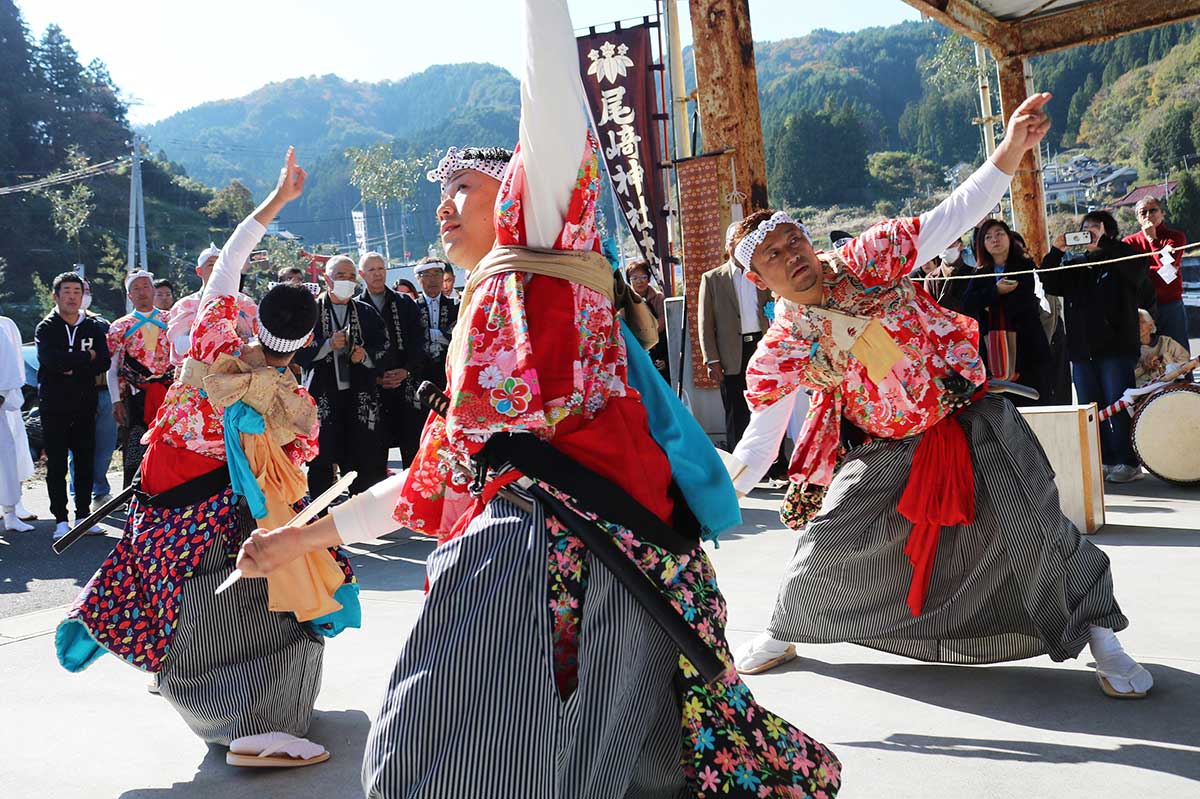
[1124, 196, 1190, 352]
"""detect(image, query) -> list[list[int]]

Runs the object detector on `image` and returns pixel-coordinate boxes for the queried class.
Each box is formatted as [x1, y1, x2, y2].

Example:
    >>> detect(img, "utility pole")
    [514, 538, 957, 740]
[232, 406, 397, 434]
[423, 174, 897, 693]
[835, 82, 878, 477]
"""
[379, 202, 392, 263]
[126, 133, 148, 273]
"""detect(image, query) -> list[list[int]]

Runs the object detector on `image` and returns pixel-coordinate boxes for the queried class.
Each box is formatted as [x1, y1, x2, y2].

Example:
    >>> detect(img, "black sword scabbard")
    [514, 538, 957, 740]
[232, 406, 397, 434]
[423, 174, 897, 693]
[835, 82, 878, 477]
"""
[417, 381, 729, 684]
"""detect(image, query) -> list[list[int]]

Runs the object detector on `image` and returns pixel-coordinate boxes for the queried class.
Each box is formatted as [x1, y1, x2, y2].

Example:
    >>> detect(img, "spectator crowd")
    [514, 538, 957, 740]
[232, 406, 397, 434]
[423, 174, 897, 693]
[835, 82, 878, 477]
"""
[1, 194, 1194, 538]
[3, 247, 469, 536]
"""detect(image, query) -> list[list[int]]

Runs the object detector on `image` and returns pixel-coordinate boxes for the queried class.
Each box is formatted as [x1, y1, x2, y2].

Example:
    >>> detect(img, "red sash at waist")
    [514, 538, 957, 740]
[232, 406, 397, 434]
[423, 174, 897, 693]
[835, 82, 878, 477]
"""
[896, 395, 981, 616]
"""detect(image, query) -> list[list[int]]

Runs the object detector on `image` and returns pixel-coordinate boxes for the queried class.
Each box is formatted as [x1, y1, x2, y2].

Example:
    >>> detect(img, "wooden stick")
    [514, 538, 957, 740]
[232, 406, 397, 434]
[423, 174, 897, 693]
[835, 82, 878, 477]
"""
[214, 470, 358, 595]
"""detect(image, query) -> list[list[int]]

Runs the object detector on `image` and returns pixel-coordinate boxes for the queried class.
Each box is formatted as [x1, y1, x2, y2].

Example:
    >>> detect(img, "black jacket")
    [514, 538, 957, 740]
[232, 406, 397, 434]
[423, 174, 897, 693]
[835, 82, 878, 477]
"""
[961, 253, 1052, 399]
[356, 287, 425, 375]
[1039, 237, 1150, 361]
[34, 311, 111, 416]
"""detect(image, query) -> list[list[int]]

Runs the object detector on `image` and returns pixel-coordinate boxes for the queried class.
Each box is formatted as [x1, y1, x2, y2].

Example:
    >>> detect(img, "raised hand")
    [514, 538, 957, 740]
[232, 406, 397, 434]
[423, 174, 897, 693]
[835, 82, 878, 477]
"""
[1002, 92, 1052, 153]
[275, 146, 307, 203]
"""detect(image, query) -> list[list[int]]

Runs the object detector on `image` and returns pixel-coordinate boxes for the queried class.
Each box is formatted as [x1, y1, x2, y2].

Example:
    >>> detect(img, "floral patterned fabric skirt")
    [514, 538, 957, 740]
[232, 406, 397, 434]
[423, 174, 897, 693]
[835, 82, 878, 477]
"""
[56, 487, 356, 744]
[362, 486, 840, 799]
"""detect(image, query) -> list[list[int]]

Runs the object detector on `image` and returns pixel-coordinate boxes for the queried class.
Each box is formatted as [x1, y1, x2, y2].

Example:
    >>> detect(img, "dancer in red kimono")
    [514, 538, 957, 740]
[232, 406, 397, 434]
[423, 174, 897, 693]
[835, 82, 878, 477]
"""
[724, 94, 1152, 701]
[58, 149, 359, 769]
[235, 1, 839, 796]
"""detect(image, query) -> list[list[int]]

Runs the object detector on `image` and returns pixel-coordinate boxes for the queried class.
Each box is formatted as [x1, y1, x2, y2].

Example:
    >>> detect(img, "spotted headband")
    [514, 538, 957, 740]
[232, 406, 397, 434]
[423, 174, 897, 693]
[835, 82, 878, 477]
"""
[426, 146, 509, 189]
[732, 212, 811, 271]
[257, 326, 310, 354]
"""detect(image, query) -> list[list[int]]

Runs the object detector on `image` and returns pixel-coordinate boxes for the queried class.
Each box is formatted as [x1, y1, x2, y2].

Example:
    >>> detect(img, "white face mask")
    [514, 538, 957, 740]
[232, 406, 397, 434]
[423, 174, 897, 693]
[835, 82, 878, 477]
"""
[331, 280, 357, 301]
[940, 246, 960, 264]
[81, 294, 92, 311]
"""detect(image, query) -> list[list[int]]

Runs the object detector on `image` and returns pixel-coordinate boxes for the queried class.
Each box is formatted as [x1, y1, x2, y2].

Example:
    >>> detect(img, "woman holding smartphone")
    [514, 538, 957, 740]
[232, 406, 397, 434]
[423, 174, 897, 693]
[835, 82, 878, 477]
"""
[963, 218, 1052, 405]
[1040, 211, 1153, 483]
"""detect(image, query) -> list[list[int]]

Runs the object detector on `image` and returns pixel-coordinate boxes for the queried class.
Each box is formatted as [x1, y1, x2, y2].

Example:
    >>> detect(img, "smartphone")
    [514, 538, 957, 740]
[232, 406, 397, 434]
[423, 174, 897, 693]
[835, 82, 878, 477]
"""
[1065, 230, 1092, 246]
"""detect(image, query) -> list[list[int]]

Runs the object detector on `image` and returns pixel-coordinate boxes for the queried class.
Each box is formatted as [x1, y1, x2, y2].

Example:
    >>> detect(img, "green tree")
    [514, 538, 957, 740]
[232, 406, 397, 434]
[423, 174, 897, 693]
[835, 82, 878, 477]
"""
[1143, 105, 1195, 172]
[33, 145, 95, 261]
[867, 151, 942, 201]
[201, 179, 255, 228]
[920, 32, 976, 96]
[0, 0, 45, 173]
[1167, 168, 1200, 241]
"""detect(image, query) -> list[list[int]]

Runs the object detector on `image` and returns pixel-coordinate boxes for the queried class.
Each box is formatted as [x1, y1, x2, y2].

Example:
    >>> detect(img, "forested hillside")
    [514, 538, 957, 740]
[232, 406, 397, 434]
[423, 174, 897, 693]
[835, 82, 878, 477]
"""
[5, 0, 1199, 339]
[0, 0, 226, 338]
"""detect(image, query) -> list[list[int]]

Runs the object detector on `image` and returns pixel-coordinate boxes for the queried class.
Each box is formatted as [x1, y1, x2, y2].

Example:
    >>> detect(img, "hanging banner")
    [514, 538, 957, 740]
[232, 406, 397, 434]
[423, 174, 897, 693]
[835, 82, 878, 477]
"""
[577, 22, 668, 275]
[351, 210, 368, 259]
[675, 153, 729, 389]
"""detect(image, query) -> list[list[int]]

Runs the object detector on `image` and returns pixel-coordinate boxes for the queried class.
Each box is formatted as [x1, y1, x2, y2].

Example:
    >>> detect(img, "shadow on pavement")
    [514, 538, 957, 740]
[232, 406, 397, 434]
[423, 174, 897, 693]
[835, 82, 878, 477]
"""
[1086, 524, 1200, 547]
[785, 657, 1199, 764]
[344, 532, 436, 593]
[836, 733, 1200, 781]
[116, 709, 371, 799]
[0, 518, 120, 604]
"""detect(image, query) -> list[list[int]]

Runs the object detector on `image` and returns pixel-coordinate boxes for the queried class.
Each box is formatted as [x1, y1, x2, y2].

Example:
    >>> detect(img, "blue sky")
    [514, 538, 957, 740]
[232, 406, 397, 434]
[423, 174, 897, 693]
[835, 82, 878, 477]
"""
[17, 1, 921, 125]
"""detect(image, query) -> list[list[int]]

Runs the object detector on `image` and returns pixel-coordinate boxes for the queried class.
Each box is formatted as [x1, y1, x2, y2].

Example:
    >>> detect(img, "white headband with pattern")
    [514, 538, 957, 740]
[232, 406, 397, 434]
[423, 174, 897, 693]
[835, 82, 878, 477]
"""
[426, 146, 509, 189]
[733, 211, 811, 270]
[257, 326, 310, 353]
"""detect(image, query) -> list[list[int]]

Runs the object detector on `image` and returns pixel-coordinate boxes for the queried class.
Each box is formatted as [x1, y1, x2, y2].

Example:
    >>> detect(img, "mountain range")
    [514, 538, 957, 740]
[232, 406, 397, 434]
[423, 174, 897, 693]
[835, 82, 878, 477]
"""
[140, 18, 1200, 249]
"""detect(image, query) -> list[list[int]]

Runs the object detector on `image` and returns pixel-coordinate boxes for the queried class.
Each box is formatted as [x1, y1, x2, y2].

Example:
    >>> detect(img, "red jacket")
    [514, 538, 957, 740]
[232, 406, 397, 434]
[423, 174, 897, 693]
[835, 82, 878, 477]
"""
[1124, 224, 1187, 304]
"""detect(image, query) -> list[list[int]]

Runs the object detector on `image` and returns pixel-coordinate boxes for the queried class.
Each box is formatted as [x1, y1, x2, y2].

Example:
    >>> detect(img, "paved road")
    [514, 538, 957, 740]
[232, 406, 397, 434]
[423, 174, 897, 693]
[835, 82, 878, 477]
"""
[2, 464, 1197, 798]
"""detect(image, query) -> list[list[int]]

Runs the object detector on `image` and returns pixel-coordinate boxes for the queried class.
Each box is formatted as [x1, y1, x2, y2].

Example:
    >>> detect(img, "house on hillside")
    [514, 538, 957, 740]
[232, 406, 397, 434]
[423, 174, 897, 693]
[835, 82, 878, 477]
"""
[1094, 167, 1139, 197]
[1114, 182, 1178, 209]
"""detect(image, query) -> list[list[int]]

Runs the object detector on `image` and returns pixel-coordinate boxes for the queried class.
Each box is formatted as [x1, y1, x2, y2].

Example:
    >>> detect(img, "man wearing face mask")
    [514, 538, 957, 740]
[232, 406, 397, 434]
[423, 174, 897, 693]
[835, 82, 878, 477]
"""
[294, 255, 388, 497]
[912, 239, 974, 313]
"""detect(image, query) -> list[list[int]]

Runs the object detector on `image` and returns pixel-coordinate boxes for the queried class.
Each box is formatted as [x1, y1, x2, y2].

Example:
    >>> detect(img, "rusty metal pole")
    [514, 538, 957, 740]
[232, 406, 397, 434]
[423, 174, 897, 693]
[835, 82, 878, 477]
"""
[687, 0, 769, 227]
[995, 56, 1049, 262]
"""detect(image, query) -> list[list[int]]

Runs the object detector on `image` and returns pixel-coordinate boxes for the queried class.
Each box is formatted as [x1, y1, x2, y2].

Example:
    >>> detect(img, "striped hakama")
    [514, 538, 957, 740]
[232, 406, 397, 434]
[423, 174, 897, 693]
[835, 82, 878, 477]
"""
[362, 494, 689, 799]
[158, 515, 324, 744]
[57, 487, 333, 746]
[768, 395, 1127, 664]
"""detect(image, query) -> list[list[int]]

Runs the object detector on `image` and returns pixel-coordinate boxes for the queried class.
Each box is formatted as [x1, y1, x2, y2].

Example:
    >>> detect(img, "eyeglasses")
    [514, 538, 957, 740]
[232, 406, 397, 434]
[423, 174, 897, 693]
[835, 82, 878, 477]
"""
[1137, 207, 1163, 217]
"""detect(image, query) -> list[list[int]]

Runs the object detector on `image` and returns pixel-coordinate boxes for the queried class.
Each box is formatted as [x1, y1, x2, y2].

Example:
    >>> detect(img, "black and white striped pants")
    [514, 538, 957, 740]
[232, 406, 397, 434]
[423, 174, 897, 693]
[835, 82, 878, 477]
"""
[362, 494, 687, 799]
[158, 521, 325, 745]
[768, 394, 1127, 664]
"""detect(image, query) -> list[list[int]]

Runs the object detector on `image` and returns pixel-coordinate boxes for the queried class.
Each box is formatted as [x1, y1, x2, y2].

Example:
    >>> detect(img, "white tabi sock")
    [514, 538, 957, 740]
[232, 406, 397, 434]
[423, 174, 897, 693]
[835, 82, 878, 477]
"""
[1089, 626, 1153, 694]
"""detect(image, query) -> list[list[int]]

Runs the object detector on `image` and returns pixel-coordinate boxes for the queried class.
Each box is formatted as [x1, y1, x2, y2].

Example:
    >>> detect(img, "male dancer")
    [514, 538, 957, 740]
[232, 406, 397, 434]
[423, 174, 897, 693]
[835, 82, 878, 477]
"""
[725, 94, 1152, 700]
[107, 270, 174, 486]
[168, 242, 259, 366]
[235, 2, 839, 797]
[58, 149, 358, 767]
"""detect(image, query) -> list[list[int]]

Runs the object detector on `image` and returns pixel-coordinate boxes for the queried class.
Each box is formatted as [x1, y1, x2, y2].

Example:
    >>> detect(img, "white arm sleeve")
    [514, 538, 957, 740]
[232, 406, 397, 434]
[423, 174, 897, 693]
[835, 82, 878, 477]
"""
[107, 357, 120, 403]
[729, 390, 796, 494]
[329, 470, 407, 545]
[201, 218, 267, 304]
[520, 0, 589, 249]
[917, 160, 1012, 262]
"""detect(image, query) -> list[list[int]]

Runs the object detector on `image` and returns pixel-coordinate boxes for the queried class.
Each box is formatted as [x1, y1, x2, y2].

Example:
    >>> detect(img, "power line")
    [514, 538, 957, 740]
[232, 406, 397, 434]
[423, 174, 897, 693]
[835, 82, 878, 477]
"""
[0, 158, 125, 196]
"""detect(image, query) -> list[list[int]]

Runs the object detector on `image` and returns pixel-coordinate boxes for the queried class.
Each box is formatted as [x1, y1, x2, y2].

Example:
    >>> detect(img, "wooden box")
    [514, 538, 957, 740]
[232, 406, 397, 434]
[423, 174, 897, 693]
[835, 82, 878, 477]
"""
[1018, 404, 1105, 534]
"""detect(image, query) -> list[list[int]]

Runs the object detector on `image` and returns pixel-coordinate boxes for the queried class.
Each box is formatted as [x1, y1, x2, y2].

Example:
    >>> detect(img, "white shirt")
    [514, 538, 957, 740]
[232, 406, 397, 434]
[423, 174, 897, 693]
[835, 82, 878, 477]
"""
[423, 293, 441, 330]
[735, 266, 762, 335]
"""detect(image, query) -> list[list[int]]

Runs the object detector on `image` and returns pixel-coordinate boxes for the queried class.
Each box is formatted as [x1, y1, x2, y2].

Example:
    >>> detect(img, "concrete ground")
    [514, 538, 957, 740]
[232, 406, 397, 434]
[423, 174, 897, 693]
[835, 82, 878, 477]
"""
[1, 458, 1197, 798]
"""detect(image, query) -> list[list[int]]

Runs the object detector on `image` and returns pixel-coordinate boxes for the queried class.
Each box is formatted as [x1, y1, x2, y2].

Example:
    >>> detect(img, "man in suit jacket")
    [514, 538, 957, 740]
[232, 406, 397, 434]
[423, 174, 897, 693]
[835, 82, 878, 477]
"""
[357, 251, 425, 467]
[698, 242, 771, 450]
[413, 257, 459, 392]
